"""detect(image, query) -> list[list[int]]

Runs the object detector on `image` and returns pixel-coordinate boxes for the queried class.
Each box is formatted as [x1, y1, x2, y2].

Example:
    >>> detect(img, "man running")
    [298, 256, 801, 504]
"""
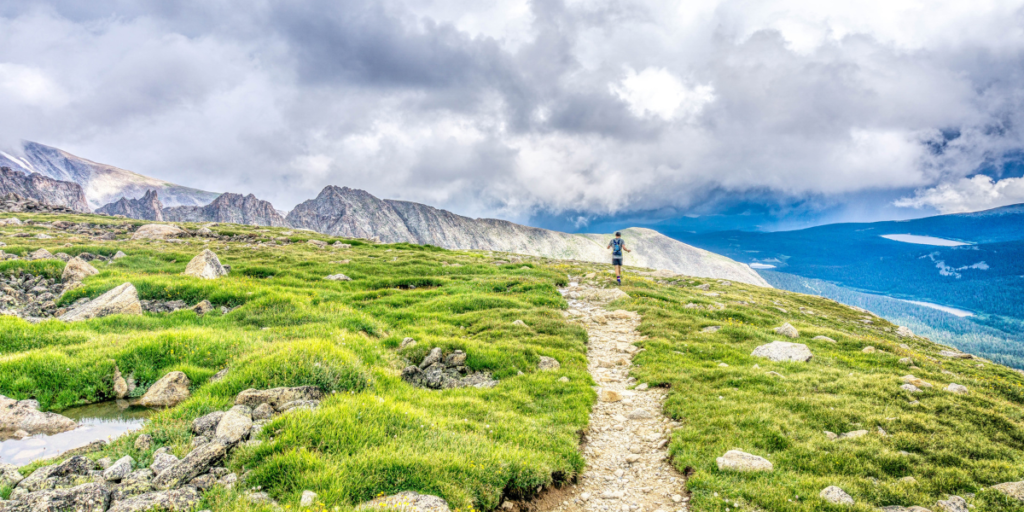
[607, 231, 631, 284]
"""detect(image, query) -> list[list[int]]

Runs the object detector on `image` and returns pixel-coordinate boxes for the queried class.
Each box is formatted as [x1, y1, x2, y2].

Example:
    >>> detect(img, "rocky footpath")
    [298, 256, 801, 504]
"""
[0, 386, 324, 512]
[527, 282, 690, 512]
[400, 344, 498, 389]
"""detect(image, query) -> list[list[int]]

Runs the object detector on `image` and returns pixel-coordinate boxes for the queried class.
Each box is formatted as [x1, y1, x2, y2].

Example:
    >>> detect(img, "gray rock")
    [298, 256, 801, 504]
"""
[103, 456, 135, 482]
[357, 491, 451, 512]
[251, 403, 275, 421]
[190, 411, 224, 438]
[819, 486, 854, 505]
[62, 257, 99, 283]
[149, 453, 179, 475]
[301, 490, 318, 507]
[235, 386, 324, 411]
[896, 326, 915, 338]
[935, 496, 968, 512]
[400, 337, 417, 348]
[945, 384, 968, 395]
[324, 274, 351, 281]
[113, 251, 127, 260]
[130, 224, 186, 240]
[444, 351, 467, 367]
[13, 482, 110, 512]
[27, 248, 57, 261]
[0, 394, 77, 437]
[0, 463, 23, 487]
[278, 400, 320, 413]
[901, 384, 922, 393]
[187, 474, 218, 491]
[138, 371, 191, 407]
[59, 282, 143, 322]
[152, 441, 229, 490]
[992, 481, 1024, 502]
[538, 356, 560, 371]
[751, 341, 813, 363]
[108, 487, 201, 512]
[183, 249, 228, 280]
[812, 335, 836, 343]
[214, 406, 252, 444]
[837, 430, 869, 440]
[420, 348, 443, 369]
[190, 436, 210, 448]
[15, 456, 94, 492]
[715, 450, 773, 472]
[773, 323, 799, 338]
[134, 434, 152, 451]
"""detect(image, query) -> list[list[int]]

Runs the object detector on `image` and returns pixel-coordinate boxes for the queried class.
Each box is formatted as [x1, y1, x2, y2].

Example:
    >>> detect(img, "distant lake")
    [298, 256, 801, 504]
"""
[880, 234, 972, 247]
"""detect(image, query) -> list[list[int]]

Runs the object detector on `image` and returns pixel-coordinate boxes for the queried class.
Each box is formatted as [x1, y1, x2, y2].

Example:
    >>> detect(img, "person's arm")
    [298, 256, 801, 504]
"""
[607, 242, 612, 249]
[625, 243, 632, 253]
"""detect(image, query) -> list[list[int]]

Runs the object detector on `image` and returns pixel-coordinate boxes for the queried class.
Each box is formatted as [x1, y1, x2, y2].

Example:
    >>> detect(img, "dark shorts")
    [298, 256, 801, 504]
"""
[612, 256, 623, 266]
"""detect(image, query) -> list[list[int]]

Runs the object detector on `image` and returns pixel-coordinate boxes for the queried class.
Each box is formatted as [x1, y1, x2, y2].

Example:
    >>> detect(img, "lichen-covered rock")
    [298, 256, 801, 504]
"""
[103, 456, 135, 482]
[0, 463, 24, 487]
[935, 496, 969, 512]
[15, 456, 94, 493]
[235, 387, 324, 411]
[183, 249, 228, 280]
[59, 282, 142, 322]
[11, 482, 110, 512]
[152, 441, 229, 490]
[191, 412, 227, 438]
[751, 341, 813, 363]
[131, 224, 186, 240]
[138, 371, 191, 407]
[820, 486, 854, 505]
[252, 404, 274, 421]
[358, 491, 451, 512]
[812, 335, 837, 343]
[62, 257, 99, 283]
[149, 452, 179, 475]
[992, 481, 1024, 502]
[945, 384, 968, 394]
[134, 434, 152, 451]
[27, 248, 57, 261]
[107, 487, 201, 512]
[896, 326, 915, 338]
[716, 450, 773, 472]
[0, 395, 78, 437]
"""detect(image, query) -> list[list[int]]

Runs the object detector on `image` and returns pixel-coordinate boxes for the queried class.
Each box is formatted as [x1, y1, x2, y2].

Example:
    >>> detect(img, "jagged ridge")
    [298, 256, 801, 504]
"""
[0, 166, 90, 212]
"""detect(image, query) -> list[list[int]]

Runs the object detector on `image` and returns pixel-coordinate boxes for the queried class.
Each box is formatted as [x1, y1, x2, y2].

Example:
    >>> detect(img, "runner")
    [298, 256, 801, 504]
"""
[607, 232, 631, 284]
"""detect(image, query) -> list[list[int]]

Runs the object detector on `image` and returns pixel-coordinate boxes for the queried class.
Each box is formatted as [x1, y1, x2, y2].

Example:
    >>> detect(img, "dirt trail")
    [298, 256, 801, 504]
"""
[532, 282, 688, 512]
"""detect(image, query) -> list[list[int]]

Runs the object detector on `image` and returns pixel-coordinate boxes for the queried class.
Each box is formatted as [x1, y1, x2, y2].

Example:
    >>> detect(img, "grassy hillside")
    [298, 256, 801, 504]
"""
[3, 212, 1024, 511]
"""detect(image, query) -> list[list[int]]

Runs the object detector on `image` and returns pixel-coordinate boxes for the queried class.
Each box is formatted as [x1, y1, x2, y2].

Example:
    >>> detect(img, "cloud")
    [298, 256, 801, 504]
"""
[895, 175, 1024, 213]
[0, 0, 1023, 222]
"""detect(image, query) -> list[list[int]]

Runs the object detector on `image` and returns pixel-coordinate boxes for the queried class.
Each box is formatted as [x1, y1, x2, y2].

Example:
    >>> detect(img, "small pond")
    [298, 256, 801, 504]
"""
[0, 400, 155, 466]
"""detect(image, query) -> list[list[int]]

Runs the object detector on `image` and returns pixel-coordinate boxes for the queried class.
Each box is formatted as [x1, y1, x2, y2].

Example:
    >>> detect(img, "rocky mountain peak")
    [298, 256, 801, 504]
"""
[0, 166, 90, 212]
[96, 189, 164, 221]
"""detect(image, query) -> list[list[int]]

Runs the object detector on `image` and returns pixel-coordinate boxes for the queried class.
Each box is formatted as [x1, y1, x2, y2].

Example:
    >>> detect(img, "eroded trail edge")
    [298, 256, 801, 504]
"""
[542, 283, 688, 512]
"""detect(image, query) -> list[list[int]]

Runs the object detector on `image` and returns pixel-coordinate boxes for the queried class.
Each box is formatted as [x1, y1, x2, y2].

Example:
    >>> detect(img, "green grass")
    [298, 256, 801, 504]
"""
[4, 213, 1024, 511]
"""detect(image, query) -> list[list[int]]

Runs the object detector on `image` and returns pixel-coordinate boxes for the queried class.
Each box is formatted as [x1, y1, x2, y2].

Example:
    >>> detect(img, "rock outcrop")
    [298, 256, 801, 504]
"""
[751, 341, 813, 362]
[0, 166, 91, 212]
[0, 395, 78, 438]
[96, 190, 164, 221]
[401, 348, 498, 389]
[59, 283, 143, 322]
[286, 186, 770, 286]
[62, 257, 100, 283]
[163, 192, 287, 227]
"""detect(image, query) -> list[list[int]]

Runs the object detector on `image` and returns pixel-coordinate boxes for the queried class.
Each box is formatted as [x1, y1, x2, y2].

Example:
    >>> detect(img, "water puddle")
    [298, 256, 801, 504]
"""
[0, 400, 154, 466]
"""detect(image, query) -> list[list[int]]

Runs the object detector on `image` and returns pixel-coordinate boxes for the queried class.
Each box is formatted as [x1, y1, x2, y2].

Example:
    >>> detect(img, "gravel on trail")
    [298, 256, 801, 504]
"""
[533, 281, 688, 512]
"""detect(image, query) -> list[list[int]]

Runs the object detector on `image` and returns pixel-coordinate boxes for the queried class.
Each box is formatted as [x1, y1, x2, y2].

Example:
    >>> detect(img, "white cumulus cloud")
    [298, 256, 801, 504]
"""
[895, 175, 1024, 213]
[609, 67, 715, 122]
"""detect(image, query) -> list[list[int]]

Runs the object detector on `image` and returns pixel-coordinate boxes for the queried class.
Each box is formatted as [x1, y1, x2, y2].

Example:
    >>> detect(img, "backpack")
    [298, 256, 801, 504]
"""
[611, 238, 624, 256]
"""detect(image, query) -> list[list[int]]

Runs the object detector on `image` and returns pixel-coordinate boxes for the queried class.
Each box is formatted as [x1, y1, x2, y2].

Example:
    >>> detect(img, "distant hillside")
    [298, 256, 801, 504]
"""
[0, 166, 90, 212]
[287, 186, 770, 286]
[0, 141, 219, 209]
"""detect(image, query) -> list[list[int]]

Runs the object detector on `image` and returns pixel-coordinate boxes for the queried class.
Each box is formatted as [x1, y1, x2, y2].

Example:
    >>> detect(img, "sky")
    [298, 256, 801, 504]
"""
[2, 0, 1024, 231]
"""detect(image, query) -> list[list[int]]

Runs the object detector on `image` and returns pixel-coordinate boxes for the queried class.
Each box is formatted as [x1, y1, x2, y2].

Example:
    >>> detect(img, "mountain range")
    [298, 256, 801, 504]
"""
[0, 142, 768, 286]
[0, 141, 219, 209]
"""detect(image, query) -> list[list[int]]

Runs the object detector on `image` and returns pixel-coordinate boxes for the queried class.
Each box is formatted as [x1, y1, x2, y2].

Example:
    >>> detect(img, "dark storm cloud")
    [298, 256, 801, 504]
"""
[2, 0, 1024, 220]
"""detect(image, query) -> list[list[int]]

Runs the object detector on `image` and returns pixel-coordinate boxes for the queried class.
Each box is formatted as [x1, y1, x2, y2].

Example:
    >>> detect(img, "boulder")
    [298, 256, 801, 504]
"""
[112, 251, 127, 260]
[235, 386, 324, 411]
[149, 453, 179, 475]
[819, 486, 854, 505]
[0, 395, 78, 437]
[27, 248, 57, 261]
[103, 456, 135, 482]
[0, 463, 24, 487]
[716, 450, 773, 472]
[183, 249, 228, 280]
[899, 357, 914, 366]
[134, 435, 152, 451]
[896, 326, 915, 338]
[419, 348, 443, 369]
[538, 356, 561, 371]
[107, 487, 201, 512]
[0, 217, 22, 226]
[837, 430, 868, 440]
[59, 282, 143, 322]
[15, 456, 93, 492]
[131, 224, 186, 240]
[113, 366, 129, 399]
[935, 496, 969, 512]
[252, 403, 275, 421]
[751, 341, 813, 363]
[812, 335, 837, 343]
[992, 481, 1024, 502]
[774, 323, 799, 338]
[862, 346, 877, 354]
[138, 371, 191, 408]
[62, 257, 99, 283]
[214, 406, 253, 444]
[152, 441, 229, 489]
[325, 274, 351, 281]
[945, 384, 968, 395]
[901, 375, 933, 388]
[190, 300, 213, 315]
[357, 491, 451, 512]
[901, 384, 922, 393]
[13, 482, 110, 512]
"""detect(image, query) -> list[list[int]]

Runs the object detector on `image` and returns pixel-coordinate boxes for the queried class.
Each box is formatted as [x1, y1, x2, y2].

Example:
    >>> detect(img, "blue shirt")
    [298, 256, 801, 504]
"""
[610, 238, 625, 256]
